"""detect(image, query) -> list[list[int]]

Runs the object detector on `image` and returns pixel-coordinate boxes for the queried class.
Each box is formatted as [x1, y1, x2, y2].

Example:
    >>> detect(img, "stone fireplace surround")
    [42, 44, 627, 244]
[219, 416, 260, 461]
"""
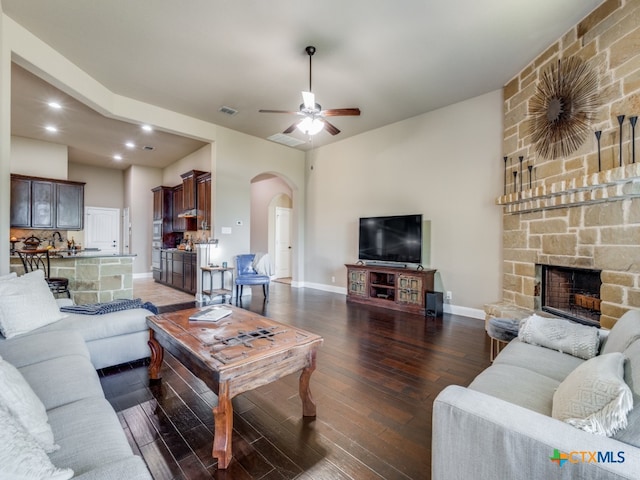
[486, 163, 640, 329]
[486, 1, 640, 330]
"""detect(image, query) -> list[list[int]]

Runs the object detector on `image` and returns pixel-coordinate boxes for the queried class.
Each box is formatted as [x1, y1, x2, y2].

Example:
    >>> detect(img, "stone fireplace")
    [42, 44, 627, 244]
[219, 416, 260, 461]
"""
[485, 1, 640, 329]
[539, 264, 601, 326]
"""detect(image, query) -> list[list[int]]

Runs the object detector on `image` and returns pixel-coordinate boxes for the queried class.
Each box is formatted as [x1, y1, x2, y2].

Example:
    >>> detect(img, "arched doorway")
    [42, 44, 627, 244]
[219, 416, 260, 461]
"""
[250, 174, 294, 280]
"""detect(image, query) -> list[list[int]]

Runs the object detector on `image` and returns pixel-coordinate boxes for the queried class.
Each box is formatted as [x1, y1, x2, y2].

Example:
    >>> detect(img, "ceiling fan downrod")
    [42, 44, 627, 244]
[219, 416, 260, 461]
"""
[306, 45, 316, 92]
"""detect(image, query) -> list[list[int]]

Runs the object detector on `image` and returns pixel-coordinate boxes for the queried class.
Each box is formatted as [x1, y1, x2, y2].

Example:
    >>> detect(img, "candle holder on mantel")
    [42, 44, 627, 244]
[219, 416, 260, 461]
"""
[503, 156, 508, 195]
[513, 171, 518, 195]
[595, 130, 602, 171]
[528, 164, 533, 189]
[630, 116, 638, 164]
[519, 156, 523, 193]
[617, 115, 625, 167]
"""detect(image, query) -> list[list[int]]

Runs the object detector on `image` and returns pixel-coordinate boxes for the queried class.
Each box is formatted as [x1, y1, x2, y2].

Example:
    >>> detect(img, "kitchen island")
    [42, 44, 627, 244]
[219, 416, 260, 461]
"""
[10, 251, 136, 304]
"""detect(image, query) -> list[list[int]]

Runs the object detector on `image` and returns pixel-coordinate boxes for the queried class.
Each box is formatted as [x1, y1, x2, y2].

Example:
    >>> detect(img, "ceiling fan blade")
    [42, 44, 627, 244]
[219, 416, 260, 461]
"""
[302, 91, 315, 110]
[324, 120, 341, 136]
[259, 109, 300, 114]
[322, 108, 361, 117]
[283, 123, 298, 134]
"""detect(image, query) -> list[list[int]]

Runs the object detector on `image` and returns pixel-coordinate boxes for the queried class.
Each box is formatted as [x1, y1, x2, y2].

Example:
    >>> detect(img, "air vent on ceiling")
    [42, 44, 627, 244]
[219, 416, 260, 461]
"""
[218, 106, 238, 116]
[142, 145, 155, 151]
[267, 133, 306, 147]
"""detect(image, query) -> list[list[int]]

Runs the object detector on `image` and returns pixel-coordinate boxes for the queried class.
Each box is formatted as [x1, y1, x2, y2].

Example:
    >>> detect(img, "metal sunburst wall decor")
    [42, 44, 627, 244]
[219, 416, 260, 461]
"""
[529, 56, 600, 159]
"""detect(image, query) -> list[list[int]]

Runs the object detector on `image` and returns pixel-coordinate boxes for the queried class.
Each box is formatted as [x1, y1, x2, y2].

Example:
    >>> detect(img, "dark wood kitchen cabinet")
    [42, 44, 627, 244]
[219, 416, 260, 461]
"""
[196, 172, 211, 229]
[172, 185, 186, 232]
[155, 249, 196, 294]
[10, 174, 85, 230]
[180, 170, 206, 211]
[152, 186, 172, 222]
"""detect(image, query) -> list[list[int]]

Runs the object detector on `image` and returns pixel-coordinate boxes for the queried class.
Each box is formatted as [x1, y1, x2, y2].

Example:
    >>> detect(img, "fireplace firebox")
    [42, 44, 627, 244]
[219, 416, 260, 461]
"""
[540, 265, 602, 326]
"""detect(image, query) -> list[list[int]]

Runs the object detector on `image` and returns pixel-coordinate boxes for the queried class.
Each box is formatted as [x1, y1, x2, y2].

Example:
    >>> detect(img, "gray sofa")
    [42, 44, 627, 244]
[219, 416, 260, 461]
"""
[433, 309, 640, 480]
[0, 306, 152, 479]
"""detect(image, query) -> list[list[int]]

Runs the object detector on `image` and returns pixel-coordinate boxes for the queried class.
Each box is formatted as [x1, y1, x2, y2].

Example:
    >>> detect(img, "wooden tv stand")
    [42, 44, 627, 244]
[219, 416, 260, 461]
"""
[345, 263, 437, 315]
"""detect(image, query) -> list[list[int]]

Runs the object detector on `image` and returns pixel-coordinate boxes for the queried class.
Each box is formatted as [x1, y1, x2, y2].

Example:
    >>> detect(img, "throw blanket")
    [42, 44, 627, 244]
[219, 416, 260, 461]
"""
[60, 298, 158, 315]
[518, 314, 600, 360]
[252, 252, 274, 276]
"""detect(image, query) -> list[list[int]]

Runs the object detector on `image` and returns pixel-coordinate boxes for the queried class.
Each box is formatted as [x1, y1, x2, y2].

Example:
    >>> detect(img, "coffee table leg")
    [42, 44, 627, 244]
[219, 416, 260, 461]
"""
[212, 383, 233, 469]
[299, 348, 318, 417]
[148, 330, 164, 380]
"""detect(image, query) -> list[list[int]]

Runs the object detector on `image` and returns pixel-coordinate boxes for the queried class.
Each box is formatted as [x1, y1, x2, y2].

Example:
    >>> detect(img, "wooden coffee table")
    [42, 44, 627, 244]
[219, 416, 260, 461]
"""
[146, 305, 323, 469]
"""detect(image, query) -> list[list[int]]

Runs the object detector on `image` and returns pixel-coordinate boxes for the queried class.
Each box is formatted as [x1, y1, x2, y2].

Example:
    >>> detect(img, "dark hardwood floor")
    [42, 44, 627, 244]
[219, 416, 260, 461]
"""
[99, 282, 492, 479]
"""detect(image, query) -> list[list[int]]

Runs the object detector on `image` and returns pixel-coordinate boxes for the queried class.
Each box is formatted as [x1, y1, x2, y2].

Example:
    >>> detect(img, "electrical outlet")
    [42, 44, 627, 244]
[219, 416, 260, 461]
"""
[331, 276, 336, 283]
[446, 291, 452, 300]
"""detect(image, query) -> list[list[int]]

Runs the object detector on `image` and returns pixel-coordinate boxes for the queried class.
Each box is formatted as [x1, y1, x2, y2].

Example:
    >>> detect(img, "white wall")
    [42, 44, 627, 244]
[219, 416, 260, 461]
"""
[124, 165, 162, 274]
[250, 175, 292, 253]
[68, 162, 124, 208]
[162, 143, 212, 187]
[305, 90, 503, 314]
[214, 127, 305, 279]
[0, 6, 10, 274]
[10, 136, 68, 179]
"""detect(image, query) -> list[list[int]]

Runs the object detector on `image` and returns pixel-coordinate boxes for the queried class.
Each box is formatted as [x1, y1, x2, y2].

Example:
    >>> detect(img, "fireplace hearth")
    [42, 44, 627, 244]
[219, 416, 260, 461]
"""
[540, 265, 601, 326]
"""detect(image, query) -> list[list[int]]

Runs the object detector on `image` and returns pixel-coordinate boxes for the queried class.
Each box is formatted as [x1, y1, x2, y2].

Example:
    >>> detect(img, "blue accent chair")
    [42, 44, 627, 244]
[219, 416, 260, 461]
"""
[235, 254, 270, 302]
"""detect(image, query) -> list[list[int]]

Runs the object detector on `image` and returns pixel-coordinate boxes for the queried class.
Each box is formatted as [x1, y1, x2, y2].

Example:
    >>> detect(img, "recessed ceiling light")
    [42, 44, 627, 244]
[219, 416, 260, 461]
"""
[47, 101, 62, 110]
[45, 125, 58, 133]
[113, 154, 123, 161]
[141, 124, 153, 132]
[125, 142, 136, 148]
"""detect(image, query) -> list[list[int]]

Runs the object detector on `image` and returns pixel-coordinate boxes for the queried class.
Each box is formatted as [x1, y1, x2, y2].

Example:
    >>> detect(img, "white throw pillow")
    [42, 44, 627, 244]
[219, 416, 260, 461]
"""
[0, 404, 73, 480]
[0, 356, 58, 452]
[552, 352, 633, 436]
[0, 270, 65, 339]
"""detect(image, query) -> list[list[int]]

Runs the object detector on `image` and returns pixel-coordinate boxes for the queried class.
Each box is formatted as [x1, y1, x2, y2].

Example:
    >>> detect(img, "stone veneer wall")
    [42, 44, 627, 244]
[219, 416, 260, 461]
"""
[497, 0, 640, 329]
[10, 256, 134, 304]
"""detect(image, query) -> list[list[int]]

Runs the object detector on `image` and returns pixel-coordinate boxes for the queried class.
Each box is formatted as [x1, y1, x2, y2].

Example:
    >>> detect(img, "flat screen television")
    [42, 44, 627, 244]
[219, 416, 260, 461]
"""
[358, 214, 422, 265]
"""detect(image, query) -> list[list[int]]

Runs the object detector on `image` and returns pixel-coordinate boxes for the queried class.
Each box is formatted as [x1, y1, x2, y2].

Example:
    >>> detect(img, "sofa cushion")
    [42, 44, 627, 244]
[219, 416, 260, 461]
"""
[47, 397, 138, 476]
[0, 403, 73, 480]
[601, 309, 640, 354]
[468, 363, 561, 415]
[0, 270, 66, 339]
[0, 355, 58, 453]
[34, 308, 150, 342]
[552, 352, 633, 437]
[18, 355, 105, 411]
[0, 330, 90, 368]
[493, 338, 584, 382]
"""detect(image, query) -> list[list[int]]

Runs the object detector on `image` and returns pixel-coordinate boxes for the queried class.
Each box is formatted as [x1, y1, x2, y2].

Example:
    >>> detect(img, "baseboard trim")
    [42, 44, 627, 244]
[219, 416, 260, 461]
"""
[444, 304, 485, 320]
[298, 282, 347, 295]
[133, 272, 153, 279]
[300, 282, 485, 320]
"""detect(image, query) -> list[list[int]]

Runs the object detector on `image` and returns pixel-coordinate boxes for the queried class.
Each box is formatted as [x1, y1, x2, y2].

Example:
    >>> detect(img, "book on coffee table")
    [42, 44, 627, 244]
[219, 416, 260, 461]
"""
[189, 306, 233, 322]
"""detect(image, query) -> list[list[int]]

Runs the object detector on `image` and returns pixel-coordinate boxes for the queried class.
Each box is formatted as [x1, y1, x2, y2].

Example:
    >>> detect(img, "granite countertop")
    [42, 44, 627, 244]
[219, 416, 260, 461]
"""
[11, 250, 137, 259]
[161, 248, 196, 254]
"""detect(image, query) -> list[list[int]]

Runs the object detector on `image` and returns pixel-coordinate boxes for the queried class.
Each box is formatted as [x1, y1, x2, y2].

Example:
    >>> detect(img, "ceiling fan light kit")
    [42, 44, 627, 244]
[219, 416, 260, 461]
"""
[297, 117, 325, 135]
[259, 46, 360, 137]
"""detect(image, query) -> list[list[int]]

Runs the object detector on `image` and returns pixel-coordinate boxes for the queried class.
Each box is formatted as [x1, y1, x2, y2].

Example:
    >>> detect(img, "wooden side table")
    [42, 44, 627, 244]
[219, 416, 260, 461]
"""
[201, 266, 234, 304]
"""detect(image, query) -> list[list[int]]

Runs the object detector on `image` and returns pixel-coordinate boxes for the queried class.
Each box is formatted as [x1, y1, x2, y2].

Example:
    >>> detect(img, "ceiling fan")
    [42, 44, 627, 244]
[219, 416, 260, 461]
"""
[259, 46, 361, 136]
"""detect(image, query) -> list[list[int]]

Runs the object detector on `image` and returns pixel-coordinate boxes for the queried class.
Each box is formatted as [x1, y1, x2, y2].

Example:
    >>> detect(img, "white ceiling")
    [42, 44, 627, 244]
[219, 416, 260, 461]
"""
[4, 0, 604, 168]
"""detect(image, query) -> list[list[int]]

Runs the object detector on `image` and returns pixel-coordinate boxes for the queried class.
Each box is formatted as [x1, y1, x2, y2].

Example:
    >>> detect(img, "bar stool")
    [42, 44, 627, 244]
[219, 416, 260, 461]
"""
[16, 249, 71, 298]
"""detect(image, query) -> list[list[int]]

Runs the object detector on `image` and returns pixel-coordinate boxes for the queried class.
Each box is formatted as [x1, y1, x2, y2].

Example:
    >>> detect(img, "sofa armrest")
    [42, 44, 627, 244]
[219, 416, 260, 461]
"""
[432, 385, 640, 480]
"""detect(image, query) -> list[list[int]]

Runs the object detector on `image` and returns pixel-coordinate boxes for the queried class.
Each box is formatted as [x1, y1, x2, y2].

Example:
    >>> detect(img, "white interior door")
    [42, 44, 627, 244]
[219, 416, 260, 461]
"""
[85, 207, 120, 253]
[274, 207, 292, 278]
